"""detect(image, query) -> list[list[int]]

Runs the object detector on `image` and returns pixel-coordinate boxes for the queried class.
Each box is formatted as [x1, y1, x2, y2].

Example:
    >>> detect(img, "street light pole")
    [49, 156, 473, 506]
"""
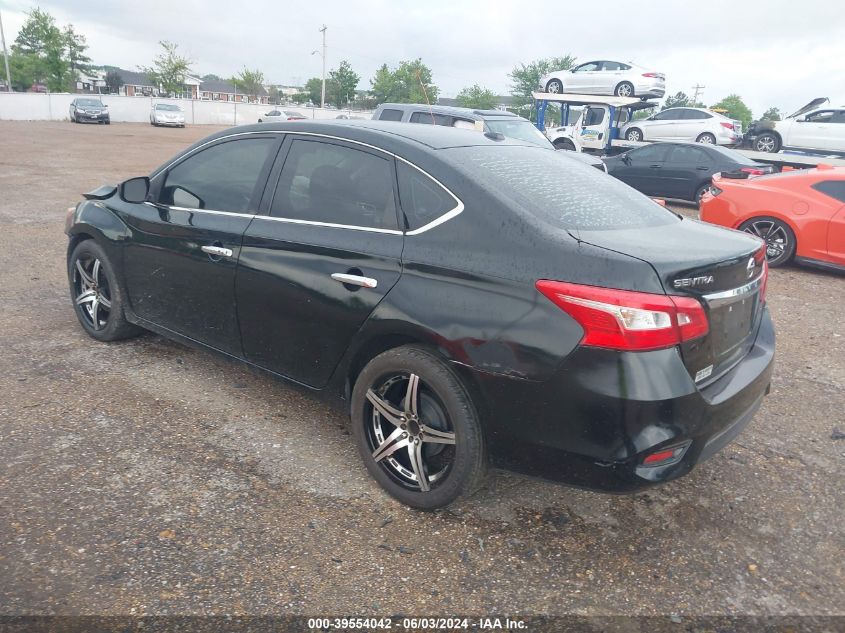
[0, 10, 12, 93]
[319, 24, 327, 109]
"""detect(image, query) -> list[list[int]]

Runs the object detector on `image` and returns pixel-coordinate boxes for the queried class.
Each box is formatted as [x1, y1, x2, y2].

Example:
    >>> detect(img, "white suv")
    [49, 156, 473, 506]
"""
[748, 100, 845, 154]
[619, 107, 742, 146]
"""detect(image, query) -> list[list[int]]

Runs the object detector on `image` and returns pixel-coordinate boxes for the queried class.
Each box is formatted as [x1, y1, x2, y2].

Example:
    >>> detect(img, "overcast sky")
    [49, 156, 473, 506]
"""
[2, 0, 843, 115]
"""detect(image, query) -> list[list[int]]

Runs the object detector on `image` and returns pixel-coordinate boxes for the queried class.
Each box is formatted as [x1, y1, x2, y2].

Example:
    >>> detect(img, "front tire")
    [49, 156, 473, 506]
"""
[739, 217, 796, 267]
[68, 239, 142, 341]
[545, 79, 563, 94]
[351, 345, 488, 510]
[696, 132, 716, 144]
[695, 183, 711, 204]
[755, 132, 780, 153]
[614, 81, 634, 97]
[554, 139, 576, 151]
[625, 128, 643, 142]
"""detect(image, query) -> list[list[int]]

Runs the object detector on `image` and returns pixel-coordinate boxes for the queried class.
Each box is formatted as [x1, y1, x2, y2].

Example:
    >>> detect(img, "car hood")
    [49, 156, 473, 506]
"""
[786, 97, 828, 119]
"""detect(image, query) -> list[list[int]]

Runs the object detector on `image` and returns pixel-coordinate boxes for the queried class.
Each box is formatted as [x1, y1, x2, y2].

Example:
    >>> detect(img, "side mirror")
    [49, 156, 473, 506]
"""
[120, 176, 150, 203]
[796, 116, 807, 122]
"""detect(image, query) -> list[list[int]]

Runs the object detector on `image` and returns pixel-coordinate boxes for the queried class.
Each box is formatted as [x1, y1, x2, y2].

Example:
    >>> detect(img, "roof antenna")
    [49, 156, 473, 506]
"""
[417, 69, 435, 125]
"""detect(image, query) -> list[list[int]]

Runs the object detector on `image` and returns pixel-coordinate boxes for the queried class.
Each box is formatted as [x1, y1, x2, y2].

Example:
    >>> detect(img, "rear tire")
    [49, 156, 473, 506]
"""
[545, 79, 563, 94]
[68, 239, 142, 341]
[625, 128, 643, 142]
[614, 81, 634, 97]
[739, 217, 795, 267]
[351, 345, 488, 510]
[696, 132, 716, 144]
[755, 132, 781, 153]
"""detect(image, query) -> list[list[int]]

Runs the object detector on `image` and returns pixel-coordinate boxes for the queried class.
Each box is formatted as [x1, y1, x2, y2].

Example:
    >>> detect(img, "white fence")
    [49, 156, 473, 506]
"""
[0, 93, 373, 126]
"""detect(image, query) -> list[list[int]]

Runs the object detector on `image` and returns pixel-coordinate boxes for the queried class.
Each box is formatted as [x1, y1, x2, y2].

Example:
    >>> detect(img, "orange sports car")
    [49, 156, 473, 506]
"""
[700, 165, 845, 270]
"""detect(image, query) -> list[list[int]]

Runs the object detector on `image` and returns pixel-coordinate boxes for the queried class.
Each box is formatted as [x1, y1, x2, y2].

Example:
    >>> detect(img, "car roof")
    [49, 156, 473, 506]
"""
[376, 103, 520, 121]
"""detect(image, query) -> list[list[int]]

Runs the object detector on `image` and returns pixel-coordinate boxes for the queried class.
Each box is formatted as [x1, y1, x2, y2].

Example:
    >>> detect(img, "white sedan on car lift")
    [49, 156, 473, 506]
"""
[619, 107, 742, 146]
[539, 60, 665, 99]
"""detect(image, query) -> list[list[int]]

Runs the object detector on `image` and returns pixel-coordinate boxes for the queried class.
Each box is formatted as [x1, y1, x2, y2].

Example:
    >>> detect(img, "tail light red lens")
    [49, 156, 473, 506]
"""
[720, 122, 734, 130]
[642, 442, 690, 466]
[642, 72, 658, 78]
[740, 167, 765, 176]
[535, 281, 709, 351]
[755, 247, 769, 303]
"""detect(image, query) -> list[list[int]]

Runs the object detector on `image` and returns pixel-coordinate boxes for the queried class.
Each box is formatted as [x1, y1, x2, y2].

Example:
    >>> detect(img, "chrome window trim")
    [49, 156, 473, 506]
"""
[148, 130, 465, 236]
[144, 201, 255, 218]
[702, 273, 764, 303]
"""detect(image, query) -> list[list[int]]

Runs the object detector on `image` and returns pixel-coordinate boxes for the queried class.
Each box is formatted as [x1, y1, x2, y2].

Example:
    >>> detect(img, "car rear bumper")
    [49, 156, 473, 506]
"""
[455, 306, 775, 492]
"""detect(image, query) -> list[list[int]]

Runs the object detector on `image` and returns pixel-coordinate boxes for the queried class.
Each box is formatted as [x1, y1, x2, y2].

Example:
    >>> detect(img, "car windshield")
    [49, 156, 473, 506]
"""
[78, 99, 102, 106]
[156, 104, 181, 111]
[484, 119, 553, 148]
[444, 145, 680, 231]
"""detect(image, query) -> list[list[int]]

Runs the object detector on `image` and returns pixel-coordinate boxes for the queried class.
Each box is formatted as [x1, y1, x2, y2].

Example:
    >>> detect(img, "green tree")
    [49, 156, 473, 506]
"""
[328, 60, 360, 108]
[508, 55, 576, 121]
[4, 51, 39, 91]
[761, 107, 781, 121]
[11, 8, 69, 91]
[231, 67, 265, 102]
[456, 84, 498, 110]
[64, 24, 92, 84]
[201, 73, 221, 82]
[104, 69, 123, 94]
[304, 77, 323, 104]
[141, 41, 192, 97]
[711, 94, 753, 130]
[632, 106, 657, 121]
[369, 59, 438, 104]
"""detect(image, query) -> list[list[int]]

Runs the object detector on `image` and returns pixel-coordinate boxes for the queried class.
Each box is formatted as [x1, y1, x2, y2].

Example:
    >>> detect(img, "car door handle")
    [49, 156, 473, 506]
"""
[649, 164, 662, 169]
[331, 273, 378, 289]
[696, 166, 709, 170]
[201, 245, 233, 258]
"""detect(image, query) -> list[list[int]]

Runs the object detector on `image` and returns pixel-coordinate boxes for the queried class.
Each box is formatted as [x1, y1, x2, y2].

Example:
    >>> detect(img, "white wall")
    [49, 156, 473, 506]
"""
[0, 93, 372, 125]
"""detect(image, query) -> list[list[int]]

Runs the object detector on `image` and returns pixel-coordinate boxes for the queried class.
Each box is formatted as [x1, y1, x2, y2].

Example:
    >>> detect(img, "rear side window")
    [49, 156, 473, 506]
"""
[378, 108, 404, 122]
[409, 111, 453, 126]
[630, 144, 672, 162]
[161, 138, 276, 211]
[684, 110, 711, 120]
[445, 145, 679, 231]
[669, 145, 709, 164]
[812, 180, 845, 203]
[397, 161, 457, 231]
[271, 139, 398, 230]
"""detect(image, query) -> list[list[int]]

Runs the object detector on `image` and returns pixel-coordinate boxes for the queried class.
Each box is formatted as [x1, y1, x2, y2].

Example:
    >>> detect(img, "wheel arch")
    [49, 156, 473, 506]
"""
[735, 211, 800, 253]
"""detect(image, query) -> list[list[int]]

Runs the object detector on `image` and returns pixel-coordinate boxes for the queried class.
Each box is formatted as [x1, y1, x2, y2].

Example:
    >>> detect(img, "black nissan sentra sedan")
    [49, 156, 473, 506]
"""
[64, 121, 775, 509]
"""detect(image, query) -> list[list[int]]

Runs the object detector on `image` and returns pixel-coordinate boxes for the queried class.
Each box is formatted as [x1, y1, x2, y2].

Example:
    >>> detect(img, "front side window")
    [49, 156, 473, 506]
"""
[484, 119, 551, 148]
[378, 108, 404, 122]
[161, 138, 276, 212]
[652, 109, 681, 121]
[805, 110, 834, 123]
[584, 108, 605, 126]
[811, 180, 845, 203]
[270, 140, 398, 230]
[397, 162, 458, 231]
[574, 62, 600, 72]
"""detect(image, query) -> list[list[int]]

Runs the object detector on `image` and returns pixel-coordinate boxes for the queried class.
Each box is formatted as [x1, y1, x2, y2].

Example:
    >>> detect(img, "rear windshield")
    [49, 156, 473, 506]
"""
[705, 144, 757, 165]
[484, 119, 553, 148]
[444, 145, 679, 231]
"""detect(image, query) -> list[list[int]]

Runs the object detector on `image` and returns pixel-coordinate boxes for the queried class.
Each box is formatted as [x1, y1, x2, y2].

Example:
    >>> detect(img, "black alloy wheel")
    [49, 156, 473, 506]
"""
[68, 240, 141, 341]
[739, 217, 795, 267]
[352, 346, 487, 510]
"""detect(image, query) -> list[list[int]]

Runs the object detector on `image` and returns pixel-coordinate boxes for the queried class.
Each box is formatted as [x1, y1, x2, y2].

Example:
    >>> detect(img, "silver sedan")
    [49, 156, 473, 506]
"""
[540, 60, 665, 98]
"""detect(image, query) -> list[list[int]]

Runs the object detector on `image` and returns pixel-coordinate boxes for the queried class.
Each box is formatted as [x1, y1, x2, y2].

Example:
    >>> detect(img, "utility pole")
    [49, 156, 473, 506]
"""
[319, 24, 327, 109]
[691, 84, 705, 106]
[0, 9, 12, 93]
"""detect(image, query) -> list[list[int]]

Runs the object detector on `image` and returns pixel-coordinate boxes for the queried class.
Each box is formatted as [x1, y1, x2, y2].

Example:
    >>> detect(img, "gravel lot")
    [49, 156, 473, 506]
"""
[1, 122, 843, 619]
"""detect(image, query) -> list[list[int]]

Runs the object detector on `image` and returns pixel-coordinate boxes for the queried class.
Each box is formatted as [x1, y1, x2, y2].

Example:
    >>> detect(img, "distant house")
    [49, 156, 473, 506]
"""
[199, 79, 269, 104]
[113, 69, 201, 99]
[74, 70, 106, 94]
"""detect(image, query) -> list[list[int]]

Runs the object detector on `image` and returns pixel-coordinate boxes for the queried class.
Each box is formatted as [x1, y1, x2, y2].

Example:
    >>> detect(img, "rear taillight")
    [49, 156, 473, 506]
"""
[740, 167, 766, 176]
[642, 72, 658, 78]
[642, 442, 690, 467]
[535, 281, 709, 351]
[720, 122, 734, 130]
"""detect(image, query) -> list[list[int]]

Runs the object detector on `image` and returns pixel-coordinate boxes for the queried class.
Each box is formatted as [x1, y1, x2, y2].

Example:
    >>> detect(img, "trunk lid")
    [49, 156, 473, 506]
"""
[786, 97, 829, 119]
[577, 219, 766, 386]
